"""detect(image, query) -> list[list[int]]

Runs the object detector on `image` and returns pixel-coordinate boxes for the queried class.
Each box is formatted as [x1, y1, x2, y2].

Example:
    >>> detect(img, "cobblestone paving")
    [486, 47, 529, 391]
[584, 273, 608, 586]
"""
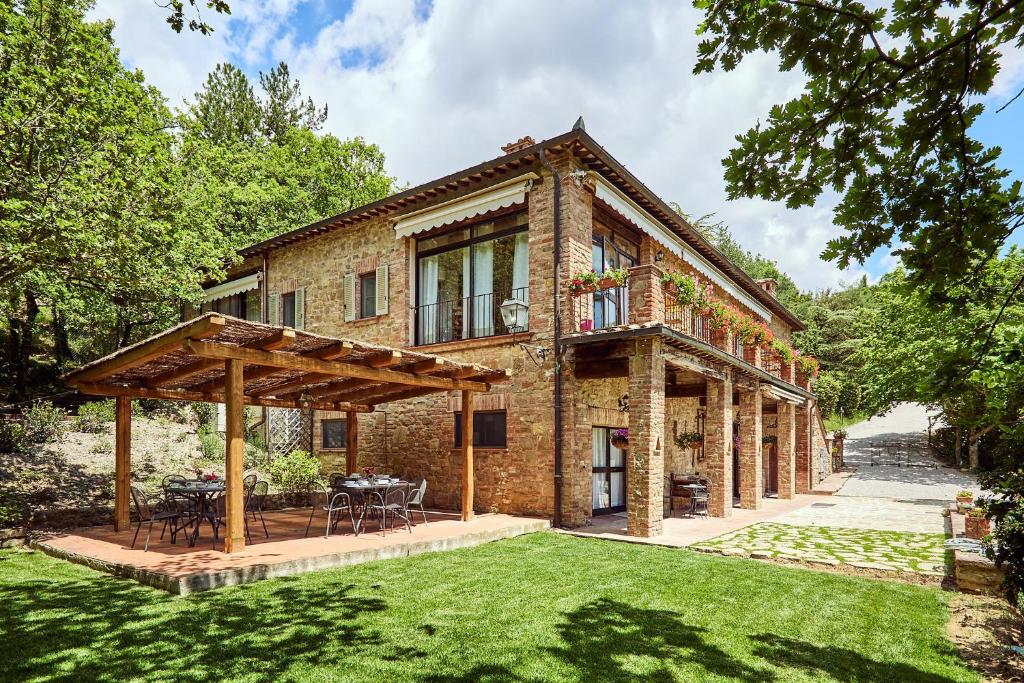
[694, 522, 947, 575]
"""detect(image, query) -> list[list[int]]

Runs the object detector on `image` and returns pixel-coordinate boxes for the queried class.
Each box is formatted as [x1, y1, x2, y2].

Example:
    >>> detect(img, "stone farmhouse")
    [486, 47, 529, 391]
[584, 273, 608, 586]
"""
[196, 123, 832, 538]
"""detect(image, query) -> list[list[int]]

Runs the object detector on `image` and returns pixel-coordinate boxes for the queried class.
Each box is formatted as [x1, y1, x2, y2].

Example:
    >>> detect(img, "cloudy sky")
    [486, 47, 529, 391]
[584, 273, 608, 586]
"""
[95, 0, 1024, 292]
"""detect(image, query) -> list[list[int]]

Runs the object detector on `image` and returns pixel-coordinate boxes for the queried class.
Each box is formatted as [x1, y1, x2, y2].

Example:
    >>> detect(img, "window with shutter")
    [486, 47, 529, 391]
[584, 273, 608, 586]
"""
[375, 263, 389, 315]
[343, 273, 356, 322]
[268, 291, 280, 326]
[294, 287, 305, 330]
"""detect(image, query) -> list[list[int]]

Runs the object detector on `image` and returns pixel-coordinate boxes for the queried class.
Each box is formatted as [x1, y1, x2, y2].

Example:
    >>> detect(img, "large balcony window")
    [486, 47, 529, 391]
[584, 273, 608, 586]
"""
[591, 230, 638, 329]
[415, 211, 529, 346]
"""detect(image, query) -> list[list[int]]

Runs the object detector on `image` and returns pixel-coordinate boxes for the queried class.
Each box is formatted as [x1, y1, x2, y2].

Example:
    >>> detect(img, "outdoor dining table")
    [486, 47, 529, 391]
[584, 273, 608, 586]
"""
[331, 479, 411, 534]
[680, 483, 708, 516]
[165, 480, 226, 547]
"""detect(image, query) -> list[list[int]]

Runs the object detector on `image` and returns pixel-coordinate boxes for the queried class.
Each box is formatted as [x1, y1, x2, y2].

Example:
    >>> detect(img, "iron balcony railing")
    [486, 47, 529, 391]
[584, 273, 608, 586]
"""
[572, 288, 631, 332]
[664, 302, 715, 347]
[415, 287, 528, 346]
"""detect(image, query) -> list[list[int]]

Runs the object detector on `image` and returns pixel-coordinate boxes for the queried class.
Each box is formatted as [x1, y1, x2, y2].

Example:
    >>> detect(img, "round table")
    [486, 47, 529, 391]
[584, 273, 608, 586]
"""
[166, 481, 225, 547]
[332, 480, 411, 533]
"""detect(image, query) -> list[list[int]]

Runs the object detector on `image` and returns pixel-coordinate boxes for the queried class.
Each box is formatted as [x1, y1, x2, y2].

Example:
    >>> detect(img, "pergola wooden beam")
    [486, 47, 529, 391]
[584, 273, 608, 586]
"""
[250, 349, 400, 399]
[461, 389, 474, 521]
[76, 381, 372, 412]
[70, 316, 226, 384]
[345, 411, 358, 474]
[114, 396, 131, 532]
[145, 329, 298, 389]
[183, 339, 489, 392]
[224, 359, 245, 553]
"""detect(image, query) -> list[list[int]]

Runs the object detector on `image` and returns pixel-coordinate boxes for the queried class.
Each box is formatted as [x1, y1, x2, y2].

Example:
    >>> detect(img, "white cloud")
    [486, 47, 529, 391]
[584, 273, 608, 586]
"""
[98, 0, 892, 292]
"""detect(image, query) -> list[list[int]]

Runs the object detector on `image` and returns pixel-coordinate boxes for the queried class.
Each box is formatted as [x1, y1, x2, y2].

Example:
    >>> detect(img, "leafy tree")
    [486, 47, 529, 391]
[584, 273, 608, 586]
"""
[694, 0, 1024, 297]
[259, 62, 328, 140]
[159, 0, 230, 35]
[0, 0, 233, 399]
[185, 63, 262, 145]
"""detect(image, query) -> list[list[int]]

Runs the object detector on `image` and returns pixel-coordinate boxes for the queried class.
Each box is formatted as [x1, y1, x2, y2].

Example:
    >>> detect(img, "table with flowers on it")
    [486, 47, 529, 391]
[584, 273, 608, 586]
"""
[165, 472, 225, 547]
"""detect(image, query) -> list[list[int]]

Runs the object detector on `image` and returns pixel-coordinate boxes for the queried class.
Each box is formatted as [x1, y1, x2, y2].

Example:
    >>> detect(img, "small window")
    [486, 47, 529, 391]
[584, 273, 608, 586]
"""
[359, 272, 377, 318]
[282, 292, 296, 328]
[454, 411, 507, 448]
[322, 419, 348, 449]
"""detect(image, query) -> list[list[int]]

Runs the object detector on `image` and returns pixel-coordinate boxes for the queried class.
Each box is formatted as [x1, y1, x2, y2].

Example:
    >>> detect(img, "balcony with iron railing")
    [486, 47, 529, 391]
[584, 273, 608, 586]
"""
[568, 263, 811, 391]
[415, 287, 529, 346]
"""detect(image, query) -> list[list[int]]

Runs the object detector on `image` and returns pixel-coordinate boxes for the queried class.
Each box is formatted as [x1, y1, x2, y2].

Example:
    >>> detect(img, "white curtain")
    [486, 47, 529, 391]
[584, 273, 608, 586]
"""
[511, 232, 530, 331]
[461, 249, 471, 338]
[472, 241, 494, 337]
[418, 255, 439, 344]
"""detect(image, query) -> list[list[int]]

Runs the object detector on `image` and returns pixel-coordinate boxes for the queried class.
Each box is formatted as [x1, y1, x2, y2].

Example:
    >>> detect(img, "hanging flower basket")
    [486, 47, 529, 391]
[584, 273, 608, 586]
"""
[568, 270, 600, 297]
[675, 431, 703, 449]
[598, 268, 629, 290]
[610, 428, 629, 449]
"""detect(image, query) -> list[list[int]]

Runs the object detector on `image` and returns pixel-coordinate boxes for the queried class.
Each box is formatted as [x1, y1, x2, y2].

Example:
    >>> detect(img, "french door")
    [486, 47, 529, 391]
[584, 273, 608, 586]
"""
[592, 427, 626, 515]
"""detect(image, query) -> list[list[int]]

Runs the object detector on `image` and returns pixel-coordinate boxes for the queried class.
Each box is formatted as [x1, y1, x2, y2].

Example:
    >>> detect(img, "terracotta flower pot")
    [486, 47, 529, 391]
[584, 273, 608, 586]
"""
[965, 515, 991, 540]
[599, 277, 619, 290]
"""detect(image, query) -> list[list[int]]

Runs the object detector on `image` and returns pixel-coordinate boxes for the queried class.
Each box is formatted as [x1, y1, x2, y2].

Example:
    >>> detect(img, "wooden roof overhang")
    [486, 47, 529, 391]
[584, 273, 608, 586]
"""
[561, 323, 814, 402]
[63, 314, 510, 411]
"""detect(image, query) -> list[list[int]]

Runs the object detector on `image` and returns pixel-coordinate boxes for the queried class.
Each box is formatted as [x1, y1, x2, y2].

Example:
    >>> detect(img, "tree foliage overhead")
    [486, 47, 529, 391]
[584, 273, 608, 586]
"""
[0, 2, 394, 401]
[694, 0, 1024, 297]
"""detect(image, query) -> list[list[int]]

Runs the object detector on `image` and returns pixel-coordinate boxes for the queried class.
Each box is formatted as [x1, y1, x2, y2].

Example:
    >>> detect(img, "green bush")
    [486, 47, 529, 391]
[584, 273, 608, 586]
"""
[192, 402, 215, 436]
[75, 399, 115, 433]
[22, 401, 66, 446]
[269, 450, 321, 494]
[0, 420, 27, 454]
[244, 442, 270, 470]
[200, 431, 225, 460]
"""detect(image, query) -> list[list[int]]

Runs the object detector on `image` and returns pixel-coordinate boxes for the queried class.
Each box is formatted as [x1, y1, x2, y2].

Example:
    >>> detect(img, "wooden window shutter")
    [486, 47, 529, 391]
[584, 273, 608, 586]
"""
[268, 291, 280, 326]
[343, 273, 356, 322]
[294, 287, 305, 330]
[375, 263, 389, 316]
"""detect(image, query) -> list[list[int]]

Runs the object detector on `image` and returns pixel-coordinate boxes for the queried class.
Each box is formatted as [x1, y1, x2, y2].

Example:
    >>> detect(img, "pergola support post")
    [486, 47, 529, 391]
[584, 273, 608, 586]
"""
[224, 359, 246, 553]
[346, 410, 358, 474]
[114, 396, 131, 531]
[461, 390, 475, 521]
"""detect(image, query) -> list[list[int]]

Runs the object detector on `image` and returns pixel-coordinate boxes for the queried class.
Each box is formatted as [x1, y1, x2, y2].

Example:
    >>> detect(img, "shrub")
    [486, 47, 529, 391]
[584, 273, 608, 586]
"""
[200, 431, 225, 460]
[75, 399, 115, 433]
[192, 402, 215, 436]
[244, 442, 270, 470]
[22, 401, 66, 446]
[269, 449, 321, 494]
[0, 420, 28, 454]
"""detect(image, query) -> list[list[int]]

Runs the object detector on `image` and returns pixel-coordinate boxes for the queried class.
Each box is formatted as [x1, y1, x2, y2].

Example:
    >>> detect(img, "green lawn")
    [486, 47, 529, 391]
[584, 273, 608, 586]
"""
[0, 533, 976, 682]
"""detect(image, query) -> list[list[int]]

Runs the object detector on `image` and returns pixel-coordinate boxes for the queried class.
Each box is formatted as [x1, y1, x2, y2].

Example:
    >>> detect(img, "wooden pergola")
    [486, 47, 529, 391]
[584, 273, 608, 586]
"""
[63, 314, 509, 553]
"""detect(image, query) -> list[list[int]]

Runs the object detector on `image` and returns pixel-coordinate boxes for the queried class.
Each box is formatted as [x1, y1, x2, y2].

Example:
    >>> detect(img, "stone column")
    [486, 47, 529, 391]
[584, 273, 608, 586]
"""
[705, 372, 734, 517]
[777, 402, 796, 499]
[627, 336, 666, 537]
[626, 264, 665, 326]
[737, 385, 763, 510]
[795, 402, 812, 494]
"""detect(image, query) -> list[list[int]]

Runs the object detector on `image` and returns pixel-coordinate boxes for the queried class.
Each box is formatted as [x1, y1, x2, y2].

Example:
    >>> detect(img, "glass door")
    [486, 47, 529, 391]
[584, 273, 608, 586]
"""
[591, 233, 638, 329]
[592, 427, 626, 515]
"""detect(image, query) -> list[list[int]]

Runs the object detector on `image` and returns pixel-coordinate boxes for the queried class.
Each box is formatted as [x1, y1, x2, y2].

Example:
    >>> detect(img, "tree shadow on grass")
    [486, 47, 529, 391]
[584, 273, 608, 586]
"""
[0, 565, 388, 682]
[546, 597, 774, 682]
[750, 633, 966, 683]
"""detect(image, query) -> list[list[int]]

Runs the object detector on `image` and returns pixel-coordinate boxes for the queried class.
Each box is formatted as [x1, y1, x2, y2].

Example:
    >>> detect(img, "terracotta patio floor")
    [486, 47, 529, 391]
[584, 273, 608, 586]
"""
[31, 509, 548, 594]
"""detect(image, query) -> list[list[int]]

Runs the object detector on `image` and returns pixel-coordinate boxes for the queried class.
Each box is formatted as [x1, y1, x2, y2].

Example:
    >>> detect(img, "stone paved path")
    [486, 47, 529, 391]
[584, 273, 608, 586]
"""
[695, 523, 947, 575]
[696, 403, 976, 574]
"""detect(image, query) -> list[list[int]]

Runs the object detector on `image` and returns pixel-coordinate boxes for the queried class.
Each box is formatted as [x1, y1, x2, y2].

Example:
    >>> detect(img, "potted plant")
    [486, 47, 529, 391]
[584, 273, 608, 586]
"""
[965, 506, 991, 539]
[674, 430, 703, 449]
[598, 268, 628, 290]
[662, 272, 698, 307]
[956, 489, 974, 513]
[761, 434, 777, 445]
[610, 428, 629, 450]
[568, 270, 600, 297]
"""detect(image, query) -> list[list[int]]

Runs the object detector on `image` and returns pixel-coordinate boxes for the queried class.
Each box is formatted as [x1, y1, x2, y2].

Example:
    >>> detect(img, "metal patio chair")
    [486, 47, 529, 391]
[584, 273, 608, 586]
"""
[304, 482, 358, 538]
[367, 483, 412, 536]
[130, 486, 181, 551]
[247, 480, 270, 539]
[406, 478, 428, 525]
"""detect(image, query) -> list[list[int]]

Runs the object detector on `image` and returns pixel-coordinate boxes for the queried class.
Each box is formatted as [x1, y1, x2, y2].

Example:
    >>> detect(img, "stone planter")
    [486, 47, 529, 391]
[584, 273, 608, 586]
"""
[956, 495, 973, 513]
[965, 515, 991, 540]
